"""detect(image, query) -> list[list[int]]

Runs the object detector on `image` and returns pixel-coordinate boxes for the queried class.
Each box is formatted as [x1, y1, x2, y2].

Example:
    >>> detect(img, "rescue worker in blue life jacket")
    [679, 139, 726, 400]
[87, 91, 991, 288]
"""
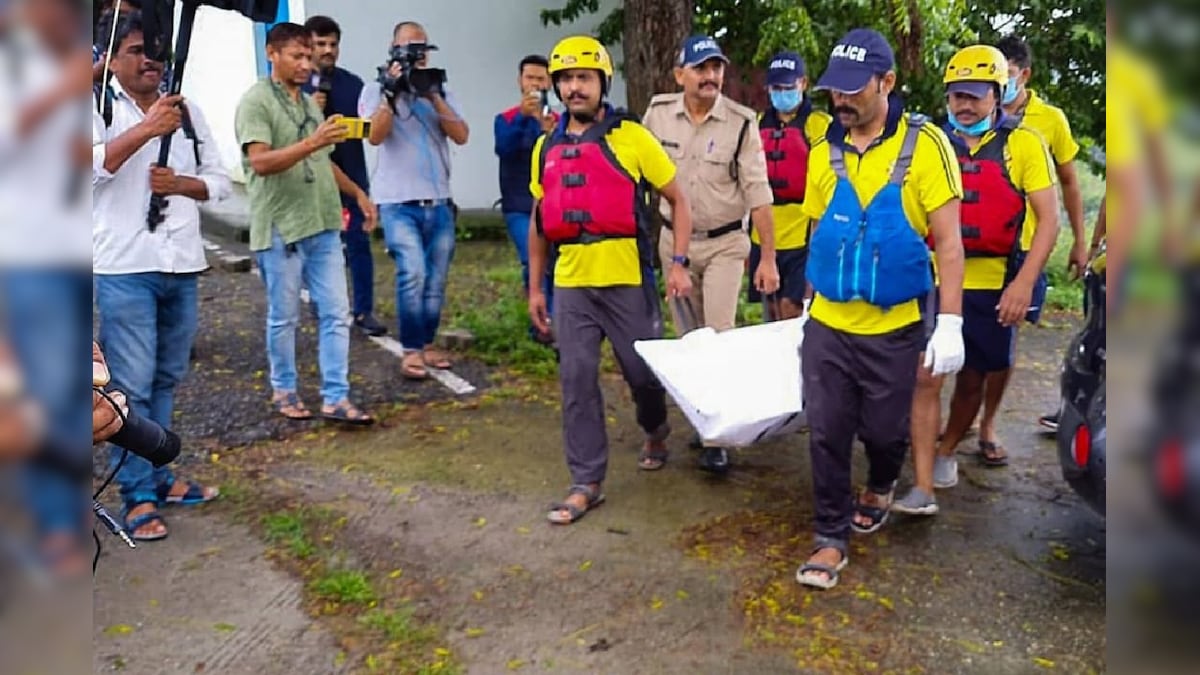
[751, 51, 832, 320]
[528, 36, 694, 525]
[794, 29, 966, 590]
[893, 46, 1060, 516]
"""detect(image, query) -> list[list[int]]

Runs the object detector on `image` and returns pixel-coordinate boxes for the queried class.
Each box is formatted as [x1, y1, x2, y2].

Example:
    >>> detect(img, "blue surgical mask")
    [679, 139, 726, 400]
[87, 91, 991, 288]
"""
[946, 106, 993, 137]
[1002, 80, 1020, 105]
[770, 89, 802, 113]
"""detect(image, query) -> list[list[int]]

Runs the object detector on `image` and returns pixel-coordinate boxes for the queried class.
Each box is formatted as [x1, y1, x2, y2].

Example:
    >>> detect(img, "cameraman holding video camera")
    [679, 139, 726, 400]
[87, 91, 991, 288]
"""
[361, 21, 469, 380]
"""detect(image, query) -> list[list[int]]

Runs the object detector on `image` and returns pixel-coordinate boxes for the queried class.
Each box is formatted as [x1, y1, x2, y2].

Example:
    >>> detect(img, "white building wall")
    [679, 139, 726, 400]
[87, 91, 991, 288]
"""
[179, 0, 626, 208]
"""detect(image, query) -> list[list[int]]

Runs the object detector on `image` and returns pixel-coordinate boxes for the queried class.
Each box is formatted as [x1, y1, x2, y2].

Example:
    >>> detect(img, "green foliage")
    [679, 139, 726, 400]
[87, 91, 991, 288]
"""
[537, 0, 1105, 164]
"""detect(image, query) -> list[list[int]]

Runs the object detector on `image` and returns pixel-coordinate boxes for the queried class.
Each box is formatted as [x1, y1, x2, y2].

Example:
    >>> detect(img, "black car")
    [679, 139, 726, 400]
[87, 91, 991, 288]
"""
[1056, 246, 1106, 515]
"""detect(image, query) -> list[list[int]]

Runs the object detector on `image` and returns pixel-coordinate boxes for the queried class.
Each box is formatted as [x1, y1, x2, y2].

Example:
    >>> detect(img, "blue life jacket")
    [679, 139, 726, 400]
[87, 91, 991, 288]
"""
[807, 115, 932, 309]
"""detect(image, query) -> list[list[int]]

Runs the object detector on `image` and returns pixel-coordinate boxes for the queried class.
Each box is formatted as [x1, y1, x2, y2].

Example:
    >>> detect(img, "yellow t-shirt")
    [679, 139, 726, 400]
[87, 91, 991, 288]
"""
[530, 118, 677, 288]
[752, 110, 833, 250]
[953, 124, 1058, 290]
[1105, 42, 1170, 228]
[802, 115, 963, 335]
[1017, 91, 1079, 167]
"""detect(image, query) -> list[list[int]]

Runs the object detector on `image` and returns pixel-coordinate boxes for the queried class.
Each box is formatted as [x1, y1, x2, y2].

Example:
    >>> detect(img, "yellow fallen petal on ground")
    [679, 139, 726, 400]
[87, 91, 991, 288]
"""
[434, 648, 450, 658]
[473, 590, 485, 601]
[104, 624, 134, 636]
[210, 453, 220, 463]
[466, 628, 486, 638]
[473, 517, 487, 528]
[388, 569, 403, 579]
[507, 659, 526, 670]
[1033, 657, 1056, 669]
[675, 590, 689, 600]
[578, 560, 592, 572]
[516, 526, 532, 535]
[650, 597, 664, 610]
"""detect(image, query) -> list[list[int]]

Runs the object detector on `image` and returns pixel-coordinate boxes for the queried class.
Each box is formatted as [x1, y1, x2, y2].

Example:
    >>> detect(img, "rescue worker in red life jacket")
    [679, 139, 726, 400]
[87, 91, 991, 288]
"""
[893, 45, 1060, 515]
[528, 35, 694, 525]
[751, 51, 832, 320]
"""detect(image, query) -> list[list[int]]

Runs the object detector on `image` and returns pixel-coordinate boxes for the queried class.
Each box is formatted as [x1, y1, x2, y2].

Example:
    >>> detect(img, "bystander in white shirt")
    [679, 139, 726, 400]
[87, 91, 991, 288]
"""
[92, 79, 230, 275]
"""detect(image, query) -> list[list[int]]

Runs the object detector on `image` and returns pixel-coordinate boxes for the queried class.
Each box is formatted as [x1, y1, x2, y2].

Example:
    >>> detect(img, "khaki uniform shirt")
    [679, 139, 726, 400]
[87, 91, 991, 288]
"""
[642, 93, 773, 232]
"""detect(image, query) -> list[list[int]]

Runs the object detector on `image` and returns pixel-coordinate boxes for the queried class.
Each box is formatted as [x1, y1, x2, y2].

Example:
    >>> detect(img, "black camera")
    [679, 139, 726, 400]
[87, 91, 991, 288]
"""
[377, 42, 447, 99]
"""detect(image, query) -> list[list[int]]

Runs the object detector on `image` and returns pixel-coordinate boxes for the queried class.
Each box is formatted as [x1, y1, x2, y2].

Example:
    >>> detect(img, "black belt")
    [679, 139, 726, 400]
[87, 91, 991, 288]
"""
[400, 198, 451, 207]
[663, 220, 742, 239]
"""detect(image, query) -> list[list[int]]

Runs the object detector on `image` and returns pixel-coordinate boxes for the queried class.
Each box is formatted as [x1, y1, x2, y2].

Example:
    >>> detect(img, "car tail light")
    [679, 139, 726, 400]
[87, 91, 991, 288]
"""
[1073, 425, 1091, 468]
[1156, 438, 1184, 499]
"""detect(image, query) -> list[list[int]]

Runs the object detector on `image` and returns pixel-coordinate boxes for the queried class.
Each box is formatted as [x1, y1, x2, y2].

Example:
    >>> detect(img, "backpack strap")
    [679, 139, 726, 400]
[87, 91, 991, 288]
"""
[94, 81, 115, 128]
[888, 114, 926, 186]
[727, 117, 751, 181]
[179, 102, 202, 166]
[829, 142, 848, 180]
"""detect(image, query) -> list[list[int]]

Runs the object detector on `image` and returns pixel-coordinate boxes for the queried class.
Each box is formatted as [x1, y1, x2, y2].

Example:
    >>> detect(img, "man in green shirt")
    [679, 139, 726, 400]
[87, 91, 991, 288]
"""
[235, 22, 377, 424]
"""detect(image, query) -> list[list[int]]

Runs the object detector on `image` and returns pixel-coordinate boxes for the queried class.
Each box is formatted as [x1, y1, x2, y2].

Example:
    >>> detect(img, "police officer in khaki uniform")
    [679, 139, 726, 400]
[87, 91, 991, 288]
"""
[643, 35, 781, 474]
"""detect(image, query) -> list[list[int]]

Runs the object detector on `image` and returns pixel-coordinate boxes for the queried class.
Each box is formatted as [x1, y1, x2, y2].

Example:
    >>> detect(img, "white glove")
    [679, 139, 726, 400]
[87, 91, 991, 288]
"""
[923, 314, 965, 376]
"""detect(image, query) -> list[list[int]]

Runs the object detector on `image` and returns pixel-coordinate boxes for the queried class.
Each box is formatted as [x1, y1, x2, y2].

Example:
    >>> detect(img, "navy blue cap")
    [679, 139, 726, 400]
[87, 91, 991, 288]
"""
[678, 35, 729, 68]
[947, 81, 994, 98]
[815, 28, 895, 94]
[766, 51, 806, 86]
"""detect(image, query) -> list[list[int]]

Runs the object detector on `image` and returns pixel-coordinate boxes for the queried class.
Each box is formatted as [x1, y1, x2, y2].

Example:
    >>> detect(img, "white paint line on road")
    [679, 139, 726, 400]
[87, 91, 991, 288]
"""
[368, 335, 477, 395]
[293, 282, 478, 396]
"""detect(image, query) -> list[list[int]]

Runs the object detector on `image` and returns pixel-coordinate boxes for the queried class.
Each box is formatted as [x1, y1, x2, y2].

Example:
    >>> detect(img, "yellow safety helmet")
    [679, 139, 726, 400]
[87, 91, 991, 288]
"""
[944, 45, 1009, 87]
[549, 35, 614, 77]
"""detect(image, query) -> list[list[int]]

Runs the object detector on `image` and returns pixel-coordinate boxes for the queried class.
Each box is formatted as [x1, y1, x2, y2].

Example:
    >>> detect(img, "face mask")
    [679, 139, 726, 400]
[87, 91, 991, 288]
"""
[946, 105, 993, 137]
[770, 88, 802, 113]
[1001, 80, 1020, 105]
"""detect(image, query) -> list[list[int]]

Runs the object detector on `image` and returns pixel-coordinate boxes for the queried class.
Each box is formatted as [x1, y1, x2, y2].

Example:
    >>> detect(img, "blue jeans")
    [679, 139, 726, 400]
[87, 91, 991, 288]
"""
[0, 269, 91, 535]
[343, 208, 375, 318]
[380, 202, 456, 351]
[503, 212, 555, 331]
[255, 228, 352, 405]
[95, 272, 199, 507]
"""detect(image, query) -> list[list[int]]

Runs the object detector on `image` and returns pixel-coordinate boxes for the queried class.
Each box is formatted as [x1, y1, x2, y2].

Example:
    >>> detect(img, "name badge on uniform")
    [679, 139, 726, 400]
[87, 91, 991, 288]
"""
[660, 139, 680, 149]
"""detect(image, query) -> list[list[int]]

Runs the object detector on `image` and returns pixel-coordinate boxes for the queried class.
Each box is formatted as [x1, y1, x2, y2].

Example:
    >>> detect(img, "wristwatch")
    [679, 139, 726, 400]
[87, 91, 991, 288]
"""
[671, 255, 690, 268]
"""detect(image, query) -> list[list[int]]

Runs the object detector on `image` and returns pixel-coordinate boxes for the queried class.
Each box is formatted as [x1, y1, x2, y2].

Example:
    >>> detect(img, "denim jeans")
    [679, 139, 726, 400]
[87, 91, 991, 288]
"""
[0, 269, 91, 535]
[255, 228, 352, 405]
[380, 202, 456, 351]
[343, 209, 375, 318]
[503, 212, 555, 330]
[95, 272, 199, 507]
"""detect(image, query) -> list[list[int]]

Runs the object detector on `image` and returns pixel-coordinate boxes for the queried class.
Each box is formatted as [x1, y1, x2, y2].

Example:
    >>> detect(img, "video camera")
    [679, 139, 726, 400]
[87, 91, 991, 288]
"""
[377, 42, 447, 99]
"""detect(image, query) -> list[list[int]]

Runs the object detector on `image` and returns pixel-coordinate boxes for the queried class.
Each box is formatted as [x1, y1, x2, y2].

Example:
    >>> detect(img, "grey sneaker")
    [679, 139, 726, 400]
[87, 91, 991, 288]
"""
[933, 456, 959, 489]
[891, 488, 938, 516]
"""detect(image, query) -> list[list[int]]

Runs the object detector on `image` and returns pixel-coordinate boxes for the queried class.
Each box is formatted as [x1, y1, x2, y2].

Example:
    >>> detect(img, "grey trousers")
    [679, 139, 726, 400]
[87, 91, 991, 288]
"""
[801, 318, 925, 542]
[555, 284, 669, 485]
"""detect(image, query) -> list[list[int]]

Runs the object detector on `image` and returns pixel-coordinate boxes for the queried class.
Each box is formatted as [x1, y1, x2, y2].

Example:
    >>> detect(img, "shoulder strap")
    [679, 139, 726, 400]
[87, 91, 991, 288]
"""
[888, 115, 925, 186]
[179, 102, 202, 165]
[94, 82, 115, 128]
[728, 118, 751, 181]
[829, 142, 848, 180]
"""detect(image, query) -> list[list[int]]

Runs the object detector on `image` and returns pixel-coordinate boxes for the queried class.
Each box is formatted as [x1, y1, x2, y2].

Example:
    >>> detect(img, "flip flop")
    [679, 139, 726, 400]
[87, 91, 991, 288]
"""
[422, 349, 453, 370]
[638, 448, 669, 471]
[547, 484, 605, 525]
[401, 353, 429, 380]
[979, 440, 1009, 467]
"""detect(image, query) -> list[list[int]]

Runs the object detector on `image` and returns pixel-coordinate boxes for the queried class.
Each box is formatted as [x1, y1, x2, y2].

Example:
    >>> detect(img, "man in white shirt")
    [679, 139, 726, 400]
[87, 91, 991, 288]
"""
[92, 11, 229, 542]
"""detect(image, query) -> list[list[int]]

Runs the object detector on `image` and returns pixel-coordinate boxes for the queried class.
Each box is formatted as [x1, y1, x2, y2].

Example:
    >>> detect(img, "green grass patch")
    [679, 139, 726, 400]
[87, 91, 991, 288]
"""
[261, 511, 316, 560]
[310, 569, 376, 606]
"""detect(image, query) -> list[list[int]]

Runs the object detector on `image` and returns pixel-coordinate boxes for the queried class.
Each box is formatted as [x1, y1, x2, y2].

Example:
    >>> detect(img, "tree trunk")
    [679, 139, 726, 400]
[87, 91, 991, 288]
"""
[621, 0, 694, 117]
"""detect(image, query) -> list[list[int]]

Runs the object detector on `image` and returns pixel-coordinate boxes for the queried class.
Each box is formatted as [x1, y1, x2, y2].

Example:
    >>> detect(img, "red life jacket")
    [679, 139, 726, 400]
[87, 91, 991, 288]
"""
[939, 117, 1027, 257]
[759, 107, 811, 204]
[537, 113, 642, 244]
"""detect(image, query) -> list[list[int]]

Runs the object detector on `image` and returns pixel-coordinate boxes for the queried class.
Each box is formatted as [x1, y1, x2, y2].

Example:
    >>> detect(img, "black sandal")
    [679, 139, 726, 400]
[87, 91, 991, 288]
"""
[979, 440, 1009, 467]
[272, 392, 314, 420]
[322, 402, 375, 426]
[850, 483, 895, 534]
[547, 484, 606, 525]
